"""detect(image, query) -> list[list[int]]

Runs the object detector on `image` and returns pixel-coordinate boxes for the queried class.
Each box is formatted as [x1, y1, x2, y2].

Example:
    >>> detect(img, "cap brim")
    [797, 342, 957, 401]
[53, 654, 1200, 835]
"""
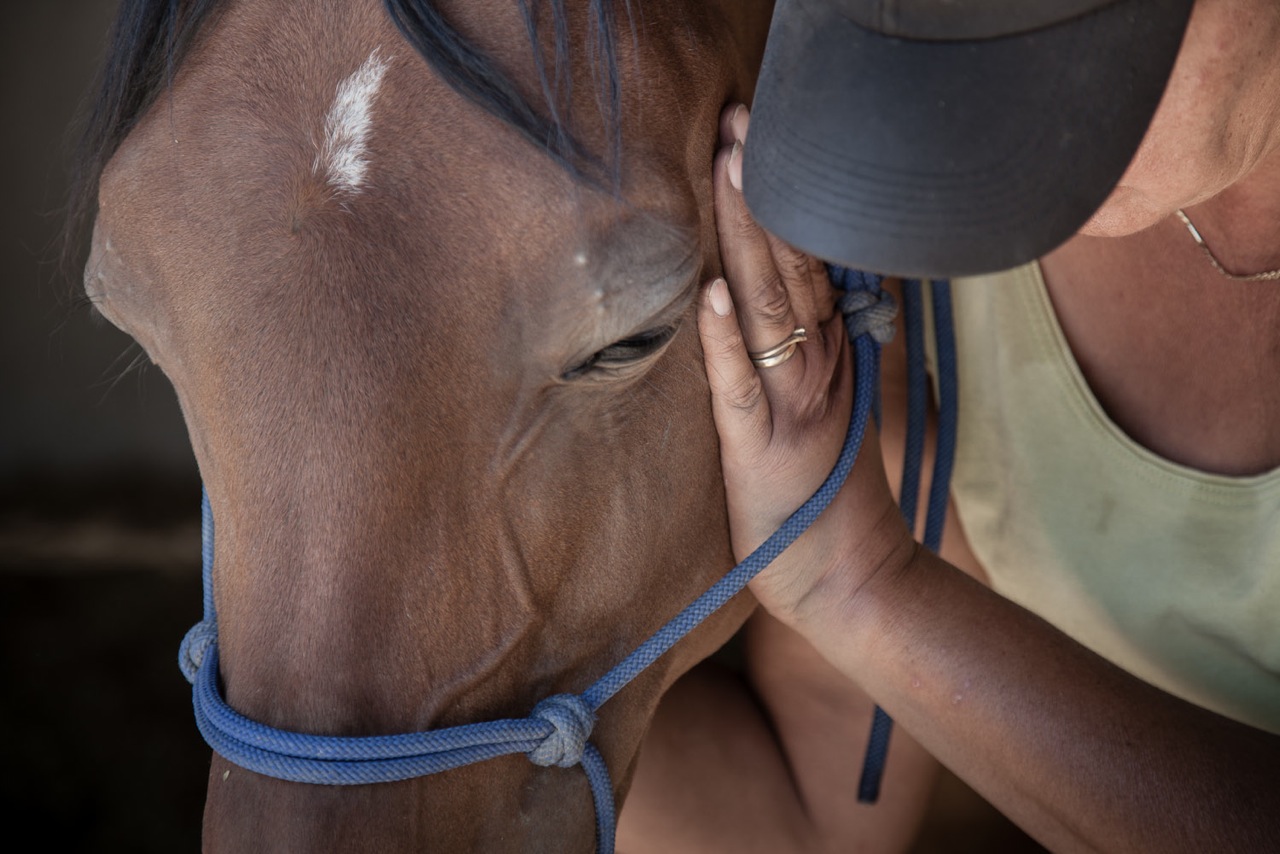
[743, 0, 1193, 278]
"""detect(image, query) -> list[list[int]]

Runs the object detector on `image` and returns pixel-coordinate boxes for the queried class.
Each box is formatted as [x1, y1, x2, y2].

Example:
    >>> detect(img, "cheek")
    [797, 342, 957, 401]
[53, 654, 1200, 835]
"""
[1115, 107, 1198, 200]
[1080, 98, 1236, 238]
[1078, 188, 1158, 237]
[1079, 145, 1180, 237]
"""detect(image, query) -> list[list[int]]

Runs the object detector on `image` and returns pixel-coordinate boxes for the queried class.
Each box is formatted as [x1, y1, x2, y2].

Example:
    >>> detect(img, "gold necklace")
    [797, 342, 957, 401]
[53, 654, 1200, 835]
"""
[1175, 209, 1280, 282]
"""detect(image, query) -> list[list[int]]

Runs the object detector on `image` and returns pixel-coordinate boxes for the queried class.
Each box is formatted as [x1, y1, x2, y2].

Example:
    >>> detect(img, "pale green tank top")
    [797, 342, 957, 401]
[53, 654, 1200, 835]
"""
[946, 263, 1280, 734]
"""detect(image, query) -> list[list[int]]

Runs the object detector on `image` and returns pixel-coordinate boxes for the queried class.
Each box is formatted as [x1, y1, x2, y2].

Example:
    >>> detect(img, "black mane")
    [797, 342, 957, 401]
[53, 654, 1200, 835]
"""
[68, 0, 625, 264]
[385, 0, 624, 182]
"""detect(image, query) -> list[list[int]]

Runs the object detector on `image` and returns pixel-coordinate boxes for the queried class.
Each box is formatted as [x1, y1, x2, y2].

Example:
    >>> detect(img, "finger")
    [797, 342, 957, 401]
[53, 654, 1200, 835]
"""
[698, 278, 773, 455]
[715, 142, 804, 369]
[763, 231, 829, 333]
[769, 302, 853, 437]
[820, 309, 855, 418]
[718, 102, 751, 147]
[734, 104, 831, 332]
[725, 105, 835, 331]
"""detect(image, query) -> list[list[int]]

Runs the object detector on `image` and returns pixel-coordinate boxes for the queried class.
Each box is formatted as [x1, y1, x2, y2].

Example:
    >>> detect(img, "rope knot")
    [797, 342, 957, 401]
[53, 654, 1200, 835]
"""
[179, 619, 218, 684]
[840, 289, 898, 345]
[528, 694, 595, 768]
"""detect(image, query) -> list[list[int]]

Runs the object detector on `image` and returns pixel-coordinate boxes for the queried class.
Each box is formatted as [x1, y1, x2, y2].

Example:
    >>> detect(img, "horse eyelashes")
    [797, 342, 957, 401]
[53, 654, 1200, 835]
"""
[560, 324, 678, 381]
[598, 326, 677, 362]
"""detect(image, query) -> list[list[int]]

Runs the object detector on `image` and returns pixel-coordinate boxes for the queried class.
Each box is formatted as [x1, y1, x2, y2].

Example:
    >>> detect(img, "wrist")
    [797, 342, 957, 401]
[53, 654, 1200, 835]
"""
[784, 495, 918, 635]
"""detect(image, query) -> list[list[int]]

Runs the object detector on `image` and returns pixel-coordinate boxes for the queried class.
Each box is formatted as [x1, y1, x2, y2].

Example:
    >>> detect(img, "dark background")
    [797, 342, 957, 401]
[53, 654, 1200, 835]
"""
[2, 2, 207, 851]
[1, 2, 1037, 851]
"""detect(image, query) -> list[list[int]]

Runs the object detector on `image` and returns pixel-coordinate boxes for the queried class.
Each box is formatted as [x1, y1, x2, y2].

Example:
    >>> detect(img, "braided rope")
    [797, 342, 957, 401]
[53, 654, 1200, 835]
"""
[840, 289, 897, 344]
[857, 278, 958, 803]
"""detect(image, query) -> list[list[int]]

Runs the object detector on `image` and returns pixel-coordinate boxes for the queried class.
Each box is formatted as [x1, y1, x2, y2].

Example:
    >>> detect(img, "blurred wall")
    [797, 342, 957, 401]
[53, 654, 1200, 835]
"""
[2, 1, 196, 483]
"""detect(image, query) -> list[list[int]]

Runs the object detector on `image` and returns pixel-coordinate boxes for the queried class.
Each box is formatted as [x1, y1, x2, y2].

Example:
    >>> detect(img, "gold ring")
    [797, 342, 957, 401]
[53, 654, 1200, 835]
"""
[748, 327, 807, 369]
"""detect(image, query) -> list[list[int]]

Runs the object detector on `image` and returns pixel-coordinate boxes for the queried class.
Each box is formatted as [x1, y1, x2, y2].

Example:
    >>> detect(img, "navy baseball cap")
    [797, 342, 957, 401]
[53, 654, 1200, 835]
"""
[742, 0, 1194, 277]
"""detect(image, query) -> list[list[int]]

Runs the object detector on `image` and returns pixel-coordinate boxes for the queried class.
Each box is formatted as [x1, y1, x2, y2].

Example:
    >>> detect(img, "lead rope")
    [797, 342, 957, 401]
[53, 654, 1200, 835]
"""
[178, 273, 915, 853]
[850, 276, 958, 803]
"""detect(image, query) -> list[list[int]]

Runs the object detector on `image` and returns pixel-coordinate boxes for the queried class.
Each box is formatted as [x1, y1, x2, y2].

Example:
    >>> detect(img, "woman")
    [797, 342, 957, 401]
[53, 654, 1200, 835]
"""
[619, 0, 1280, 849]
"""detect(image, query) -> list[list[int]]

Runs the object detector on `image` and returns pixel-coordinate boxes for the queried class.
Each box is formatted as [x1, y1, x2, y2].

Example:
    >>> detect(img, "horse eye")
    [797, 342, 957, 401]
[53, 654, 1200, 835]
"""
[561, 325, 678, 380]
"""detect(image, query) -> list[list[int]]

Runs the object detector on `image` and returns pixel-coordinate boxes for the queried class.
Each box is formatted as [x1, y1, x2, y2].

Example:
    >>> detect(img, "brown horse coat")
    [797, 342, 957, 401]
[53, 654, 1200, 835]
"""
[84, 0, 773, 849]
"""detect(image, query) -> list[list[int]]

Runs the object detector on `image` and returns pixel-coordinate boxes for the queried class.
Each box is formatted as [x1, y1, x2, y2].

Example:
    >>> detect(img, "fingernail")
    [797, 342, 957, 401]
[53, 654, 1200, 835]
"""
[728, 141, 743, 191]
[709, 278, 733, 317]
[730, 104, 749, 143]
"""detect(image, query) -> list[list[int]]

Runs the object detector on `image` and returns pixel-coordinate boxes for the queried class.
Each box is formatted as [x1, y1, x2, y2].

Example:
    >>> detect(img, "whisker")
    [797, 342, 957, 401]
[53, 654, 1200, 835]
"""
[637, 372, 679, 413]
[48, 293, 102, 338]
[93, 343, 151, 404]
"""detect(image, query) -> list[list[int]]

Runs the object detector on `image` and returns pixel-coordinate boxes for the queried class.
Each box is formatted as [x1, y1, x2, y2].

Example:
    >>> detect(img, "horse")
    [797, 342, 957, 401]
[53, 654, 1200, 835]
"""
[79, 0, 774, 849]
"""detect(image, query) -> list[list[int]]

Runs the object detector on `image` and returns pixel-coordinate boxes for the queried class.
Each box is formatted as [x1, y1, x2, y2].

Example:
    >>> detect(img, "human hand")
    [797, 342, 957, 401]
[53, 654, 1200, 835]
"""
[698, 105, 911, 624]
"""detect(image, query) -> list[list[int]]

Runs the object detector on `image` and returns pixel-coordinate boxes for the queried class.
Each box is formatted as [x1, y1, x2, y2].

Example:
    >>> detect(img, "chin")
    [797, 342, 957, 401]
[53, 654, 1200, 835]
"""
[1077, 185, 1168, 238]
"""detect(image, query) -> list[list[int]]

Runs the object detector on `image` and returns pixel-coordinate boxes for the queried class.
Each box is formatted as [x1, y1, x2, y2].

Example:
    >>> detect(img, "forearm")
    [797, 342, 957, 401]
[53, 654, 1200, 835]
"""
[796, 544, 1280, 852]
[742, 611, 940, 852]
[619, 612, 939, 853]
[618, 659, 812, 854]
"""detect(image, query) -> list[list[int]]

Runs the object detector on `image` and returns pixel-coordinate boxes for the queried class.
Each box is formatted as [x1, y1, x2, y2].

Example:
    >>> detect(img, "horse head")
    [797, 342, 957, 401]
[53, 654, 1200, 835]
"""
[83, 0, 772, 849]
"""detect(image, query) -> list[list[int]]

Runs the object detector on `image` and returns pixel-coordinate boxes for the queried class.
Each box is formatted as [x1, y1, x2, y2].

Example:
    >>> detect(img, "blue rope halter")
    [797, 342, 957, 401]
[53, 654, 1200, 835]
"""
[851, 275, 958, 803]
[178, 270, 955, 852]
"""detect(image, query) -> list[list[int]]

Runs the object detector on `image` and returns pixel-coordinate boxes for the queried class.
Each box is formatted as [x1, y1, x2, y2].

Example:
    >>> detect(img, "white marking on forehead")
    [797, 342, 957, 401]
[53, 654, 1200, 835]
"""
[573, 251, 589, 267]
[315, 49, 390, 193]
